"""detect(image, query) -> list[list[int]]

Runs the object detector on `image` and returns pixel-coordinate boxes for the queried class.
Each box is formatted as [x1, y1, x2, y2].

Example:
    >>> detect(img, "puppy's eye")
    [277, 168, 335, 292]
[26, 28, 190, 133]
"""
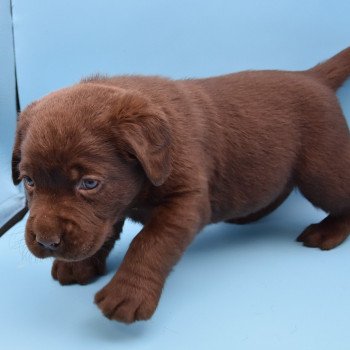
[78, 179, 99, 190]
[23, 176, 35, 188]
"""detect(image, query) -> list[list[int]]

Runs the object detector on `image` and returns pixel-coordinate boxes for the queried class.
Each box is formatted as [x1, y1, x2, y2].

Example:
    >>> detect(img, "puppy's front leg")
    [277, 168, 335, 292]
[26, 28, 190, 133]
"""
[95, 194, 210, 323]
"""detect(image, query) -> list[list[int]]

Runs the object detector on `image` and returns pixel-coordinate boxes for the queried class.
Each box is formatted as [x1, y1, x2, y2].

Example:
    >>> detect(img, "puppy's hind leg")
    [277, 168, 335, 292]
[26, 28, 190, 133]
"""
[296, 133, 350, 250]
[297, 215, 350, 250]
[52, 220, 124, 285]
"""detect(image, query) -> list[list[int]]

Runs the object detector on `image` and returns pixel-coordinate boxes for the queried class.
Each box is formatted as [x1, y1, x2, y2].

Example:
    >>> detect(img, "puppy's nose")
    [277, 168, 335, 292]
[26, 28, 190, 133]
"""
[36, 236, 61, 250]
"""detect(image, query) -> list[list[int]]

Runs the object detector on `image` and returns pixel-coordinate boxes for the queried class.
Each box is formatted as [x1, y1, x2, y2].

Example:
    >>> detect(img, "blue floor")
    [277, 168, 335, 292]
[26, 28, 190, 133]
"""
[1, 191, 350, 350]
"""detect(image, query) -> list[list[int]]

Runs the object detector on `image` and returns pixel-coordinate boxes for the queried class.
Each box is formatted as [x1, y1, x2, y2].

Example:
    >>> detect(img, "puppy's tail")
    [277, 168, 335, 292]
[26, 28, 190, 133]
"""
[307, 47, 350, 90]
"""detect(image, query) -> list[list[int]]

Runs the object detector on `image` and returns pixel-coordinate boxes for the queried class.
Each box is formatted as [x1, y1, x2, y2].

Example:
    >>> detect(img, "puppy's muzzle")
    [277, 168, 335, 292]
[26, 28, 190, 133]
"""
[31, 215, 63, 252]
[36, 234, 61, 251]
[34, 233, 61, 251]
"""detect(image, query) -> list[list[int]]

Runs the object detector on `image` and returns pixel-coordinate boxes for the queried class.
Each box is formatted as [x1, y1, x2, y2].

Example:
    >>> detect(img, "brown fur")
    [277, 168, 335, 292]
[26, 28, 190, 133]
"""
[12, 47, 350, 323]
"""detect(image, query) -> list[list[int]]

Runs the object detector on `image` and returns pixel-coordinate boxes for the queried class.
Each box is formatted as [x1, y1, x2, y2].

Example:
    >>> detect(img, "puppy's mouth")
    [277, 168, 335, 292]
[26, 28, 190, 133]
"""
[25, 228, 107, 262]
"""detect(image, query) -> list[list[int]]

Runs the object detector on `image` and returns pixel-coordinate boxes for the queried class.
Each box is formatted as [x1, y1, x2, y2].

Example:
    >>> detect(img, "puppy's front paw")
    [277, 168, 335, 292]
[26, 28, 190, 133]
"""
[52, 258, 105, 285]
[94, 278, 160, 323]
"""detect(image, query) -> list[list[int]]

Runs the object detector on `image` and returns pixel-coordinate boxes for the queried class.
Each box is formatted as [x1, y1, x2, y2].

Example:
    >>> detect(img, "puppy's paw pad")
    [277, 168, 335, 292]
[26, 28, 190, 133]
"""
[52, 259, 105, 285]
[95, 284, 157, 323]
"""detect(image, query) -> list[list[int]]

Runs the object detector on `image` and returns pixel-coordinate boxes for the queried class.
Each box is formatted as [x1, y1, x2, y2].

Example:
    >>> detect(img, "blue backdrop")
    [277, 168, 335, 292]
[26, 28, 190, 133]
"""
[1, 0, 350, 349]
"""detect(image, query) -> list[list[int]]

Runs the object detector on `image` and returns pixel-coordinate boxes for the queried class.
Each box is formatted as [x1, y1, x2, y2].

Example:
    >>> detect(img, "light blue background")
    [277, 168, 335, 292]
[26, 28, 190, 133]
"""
[1, 0, 350, 349]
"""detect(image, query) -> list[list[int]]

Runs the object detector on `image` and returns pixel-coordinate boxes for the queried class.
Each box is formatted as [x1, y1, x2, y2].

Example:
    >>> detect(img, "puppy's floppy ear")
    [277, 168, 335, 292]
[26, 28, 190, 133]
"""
[12, 126, 22, 185]
[11, 102, 36, 185]
[112, 92, 172, 186]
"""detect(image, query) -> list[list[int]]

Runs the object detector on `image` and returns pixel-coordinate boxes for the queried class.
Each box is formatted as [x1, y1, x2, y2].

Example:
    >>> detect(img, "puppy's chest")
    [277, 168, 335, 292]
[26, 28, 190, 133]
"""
[125, 187, 166, 224]
[126, 205, 154, 225]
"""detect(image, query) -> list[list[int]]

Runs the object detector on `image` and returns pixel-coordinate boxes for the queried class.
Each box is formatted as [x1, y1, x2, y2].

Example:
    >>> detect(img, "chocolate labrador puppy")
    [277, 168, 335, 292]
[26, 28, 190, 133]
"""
[12, 47, 350, 323]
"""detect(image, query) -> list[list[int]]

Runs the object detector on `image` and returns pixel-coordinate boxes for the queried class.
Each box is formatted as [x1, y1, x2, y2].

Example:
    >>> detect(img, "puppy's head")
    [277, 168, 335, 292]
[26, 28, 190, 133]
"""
[12, 83, 171, 261]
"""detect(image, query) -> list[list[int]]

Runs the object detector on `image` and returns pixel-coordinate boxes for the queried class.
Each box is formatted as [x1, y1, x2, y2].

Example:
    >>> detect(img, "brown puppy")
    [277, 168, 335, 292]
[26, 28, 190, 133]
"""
[12, 47, 350, 323]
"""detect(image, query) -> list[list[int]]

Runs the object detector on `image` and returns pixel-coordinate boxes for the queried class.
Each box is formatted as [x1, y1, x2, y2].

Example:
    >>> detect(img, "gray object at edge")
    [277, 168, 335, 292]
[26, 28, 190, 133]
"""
[0, 0, 27, 236]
